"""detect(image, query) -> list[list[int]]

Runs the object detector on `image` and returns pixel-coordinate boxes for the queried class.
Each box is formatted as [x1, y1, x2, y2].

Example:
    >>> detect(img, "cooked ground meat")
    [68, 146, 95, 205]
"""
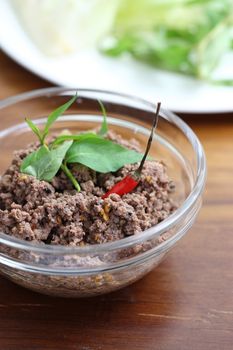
[0, 132, 176, 246]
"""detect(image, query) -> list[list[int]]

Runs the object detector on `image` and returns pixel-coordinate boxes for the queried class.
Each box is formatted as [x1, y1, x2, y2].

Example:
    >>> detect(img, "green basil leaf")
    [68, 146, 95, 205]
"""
[65, 135, 143, 173]
[20, 145, 49, 177]
[25, 118, 43, 143]
[42, 94, 77, 142]
[20, 141, 73, 181]
[51, 132, 97, 147]
[98, 100, 108, 136]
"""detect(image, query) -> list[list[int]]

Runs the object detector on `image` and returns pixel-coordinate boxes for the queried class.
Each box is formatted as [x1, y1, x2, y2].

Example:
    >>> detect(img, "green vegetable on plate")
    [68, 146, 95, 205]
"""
[102, 0, 233, 81]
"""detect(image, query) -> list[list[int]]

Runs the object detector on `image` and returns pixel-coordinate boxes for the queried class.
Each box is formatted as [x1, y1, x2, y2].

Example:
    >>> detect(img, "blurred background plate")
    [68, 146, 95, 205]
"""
[0, 0, 232, 113]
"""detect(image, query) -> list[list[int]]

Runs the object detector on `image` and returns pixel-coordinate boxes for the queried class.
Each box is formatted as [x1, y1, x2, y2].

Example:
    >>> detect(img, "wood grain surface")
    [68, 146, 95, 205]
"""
[0, 51, 233, 350]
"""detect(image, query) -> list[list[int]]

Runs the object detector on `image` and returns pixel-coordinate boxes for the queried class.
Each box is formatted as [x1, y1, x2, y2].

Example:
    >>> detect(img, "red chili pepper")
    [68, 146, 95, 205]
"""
[102, 102, 161, 199]
[102, 174, 139, 199]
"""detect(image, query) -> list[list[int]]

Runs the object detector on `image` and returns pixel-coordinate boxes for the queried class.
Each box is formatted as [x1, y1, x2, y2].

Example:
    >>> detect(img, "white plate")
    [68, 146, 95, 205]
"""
[0, 0, 233, 113]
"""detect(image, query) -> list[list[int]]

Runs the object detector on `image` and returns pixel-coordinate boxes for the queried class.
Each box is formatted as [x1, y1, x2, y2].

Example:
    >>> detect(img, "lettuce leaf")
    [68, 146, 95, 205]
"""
[102, 0, 233, 79]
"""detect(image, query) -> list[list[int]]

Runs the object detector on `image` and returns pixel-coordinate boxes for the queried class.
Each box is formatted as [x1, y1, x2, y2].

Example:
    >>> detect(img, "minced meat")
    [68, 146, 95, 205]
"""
[0, 132, 176, 246]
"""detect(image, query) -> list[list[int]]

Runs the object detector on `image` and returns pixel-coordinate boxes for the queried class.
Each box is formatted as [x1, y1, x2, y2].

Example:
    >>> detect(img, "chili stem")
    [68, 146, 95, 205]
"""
[137, 102, 161, 175]
[61, 163, 81, 192]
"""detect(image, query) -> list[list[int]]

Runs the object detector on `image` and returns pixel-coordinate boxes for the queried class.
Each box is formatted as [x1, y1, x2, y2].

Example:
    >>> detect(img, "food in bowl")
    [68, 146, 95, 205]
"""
[0, 95, 176, 247]
[0, 88, 206, 297]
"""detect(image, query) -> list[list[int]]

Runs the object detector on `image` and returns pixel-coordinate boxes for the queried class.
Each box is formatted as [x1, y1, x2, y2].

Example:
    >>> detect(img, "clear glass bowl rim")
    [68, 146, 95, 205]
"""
[0, 87, 207, 254]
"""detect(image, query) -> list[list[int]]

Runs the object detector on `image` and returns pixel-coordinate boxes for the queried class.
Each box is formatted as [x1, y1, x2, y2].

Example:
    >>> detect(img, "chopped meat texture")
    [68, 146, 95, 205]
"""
[0, 133, 176, 246]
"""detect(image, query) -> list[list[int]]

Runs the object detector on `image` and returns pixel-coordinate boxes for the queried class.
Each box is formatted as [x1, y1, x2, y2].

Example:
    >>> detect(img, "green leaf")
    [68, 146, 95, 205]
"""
[25, 118, 43, 143]
[20, 145, 49, 177]
[65, 135, 143, 173]
[20, 141, 73, 181]
[103, 0, 232, 79]
[42, 94, 77, 143]
[211, 79, 233, 86]
[97, 100, 108, 136]
[51, 133, 97, 147]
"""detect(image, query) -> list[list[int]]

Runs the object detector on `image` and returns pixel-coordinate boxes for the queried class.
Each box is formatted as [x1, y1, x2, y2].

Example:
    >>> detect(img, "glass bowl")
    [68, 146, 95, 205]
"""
[0, 88, 206, 297]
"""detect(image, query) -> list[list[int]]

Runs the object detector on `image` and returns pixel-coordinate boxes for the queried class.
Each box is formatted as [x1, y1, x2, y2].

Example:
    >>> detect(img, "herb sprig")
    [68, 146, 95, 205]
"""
[20, 94, 144, 191]
[25, 94, 77, 146]
[65, 134, 142, 173]
[21, 141, 73, 181]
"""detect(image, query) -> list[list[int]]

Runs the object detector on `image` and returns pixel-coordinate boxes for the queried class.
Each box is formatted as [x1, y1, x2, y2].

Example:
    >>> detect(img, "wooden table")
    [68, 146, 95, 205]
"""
[0, 51, 233, 350]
